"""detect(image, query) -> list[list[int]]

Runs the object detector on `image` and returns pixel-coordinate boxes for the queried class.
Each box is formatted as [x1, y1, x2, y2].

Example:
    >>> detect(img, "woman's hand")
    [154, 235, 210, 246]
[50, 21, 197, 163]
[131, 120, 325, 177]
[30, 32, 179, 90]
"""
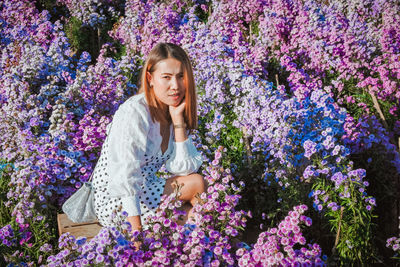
[131, 239, 142, 251]
[127, 215, 142, 232]
[169, 99, 185, 124]
[127, 215, 143, 251]
[169, 100, 188, 142]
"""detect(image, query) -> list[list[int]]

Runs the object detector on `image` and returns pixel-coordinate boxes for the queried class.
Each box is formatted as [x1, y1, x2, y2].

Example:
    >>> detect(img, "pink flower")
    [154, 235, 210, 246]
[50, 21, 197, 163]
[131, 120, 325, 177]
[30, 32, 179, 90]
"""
[215, 151, 222, 160]
[275, 252, 284, 261]
[213, 246, 222, 255]
[211, 259, 220, 266]
[163, 219, 171, 227]
[236, 248, 245, 257]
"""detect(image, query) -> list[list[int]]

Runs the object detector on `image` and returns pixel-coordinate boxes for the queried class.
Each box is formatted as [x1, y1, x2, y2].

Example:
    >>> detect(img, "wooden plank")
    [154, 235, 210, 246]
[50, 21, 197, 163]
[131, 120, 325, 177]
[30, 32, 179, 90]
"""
[57, 213, 102, 240]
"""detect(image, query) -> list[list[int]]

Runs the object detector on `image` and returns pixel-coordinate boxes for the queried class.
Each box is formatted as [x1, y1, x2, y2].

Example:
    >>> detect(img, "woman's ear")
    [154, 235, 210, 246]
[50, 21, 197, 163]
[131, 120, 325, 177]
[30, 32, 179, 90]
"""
[146, 71, 153, 87]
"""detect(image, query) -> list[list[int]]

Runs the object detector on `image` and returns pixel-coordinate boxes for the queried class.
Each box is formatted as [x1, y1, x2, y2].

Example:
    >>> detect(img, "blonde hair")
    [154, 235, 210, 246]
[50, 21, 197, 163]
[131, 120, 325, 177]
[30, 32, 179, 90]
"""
[138, 43, 198, 130]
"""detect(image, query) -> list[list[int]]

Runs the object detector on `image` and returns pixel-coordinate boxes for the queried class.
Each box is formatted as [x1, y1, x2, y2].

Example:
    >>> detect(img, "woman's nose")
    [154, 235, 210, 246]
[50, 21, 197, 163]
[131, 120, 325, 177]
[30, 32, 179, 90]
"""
[170, 76, 179, 89]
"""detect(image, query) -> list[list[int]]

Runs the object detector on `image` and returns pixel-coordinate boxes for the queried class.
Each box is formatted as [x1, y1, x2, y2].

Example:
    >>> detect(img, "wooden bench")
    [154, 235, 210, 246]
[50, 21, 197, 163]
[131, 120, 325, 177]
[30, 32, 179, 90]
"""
[57, 213, 102, 240]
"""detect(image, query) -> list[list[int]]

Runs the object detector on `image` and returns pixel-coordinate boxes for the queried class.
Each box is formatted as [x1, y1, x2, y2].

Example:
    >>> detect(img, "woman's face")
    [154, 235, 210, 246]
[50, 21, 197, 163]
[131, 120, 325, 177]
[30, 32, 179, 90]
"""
[147, 57, 186, 107]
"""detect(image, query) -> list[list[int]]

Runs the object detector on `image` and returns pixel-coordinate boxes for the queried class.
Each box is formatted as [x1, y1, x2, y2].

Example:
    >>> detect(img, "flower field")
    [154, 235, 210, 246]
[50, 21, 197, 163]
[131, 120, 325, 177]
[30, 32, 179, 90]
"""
[0, 0, 399, 265]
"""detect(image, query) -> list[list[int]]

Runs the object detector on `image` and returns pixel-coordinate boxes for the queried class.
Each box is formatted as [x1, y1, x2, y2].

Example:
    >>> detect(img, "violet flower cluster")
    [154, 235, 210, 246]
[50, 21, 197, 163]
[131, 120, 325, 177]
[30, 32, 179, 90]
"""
[0, 0, 136, 262]
[232, 64, 375, 214]
[252, 0, 400, 109]
[56, 0, 121, 27]
[0, 224, 16, 247]
[237, 205, 324, 266]
[46, 148, 324, 266]
[386, 234, 400, 256]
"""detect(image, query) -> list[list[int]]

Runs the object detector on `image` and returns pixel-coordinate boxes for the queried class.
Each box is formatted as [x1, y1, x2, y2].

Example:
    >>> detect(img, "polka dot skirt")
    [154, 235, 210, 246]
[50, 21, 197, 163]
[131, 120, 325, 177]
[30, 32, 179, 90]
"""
[92, 137, 171, 228]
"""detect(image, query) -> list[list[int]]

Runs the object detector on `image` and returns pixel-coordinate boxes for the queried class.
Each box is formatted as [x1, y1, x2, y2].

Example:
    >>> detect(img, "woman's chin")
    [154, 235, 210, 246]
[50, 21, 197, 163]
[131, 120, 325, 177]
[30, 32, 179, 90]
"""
[170, 99, 183, 107]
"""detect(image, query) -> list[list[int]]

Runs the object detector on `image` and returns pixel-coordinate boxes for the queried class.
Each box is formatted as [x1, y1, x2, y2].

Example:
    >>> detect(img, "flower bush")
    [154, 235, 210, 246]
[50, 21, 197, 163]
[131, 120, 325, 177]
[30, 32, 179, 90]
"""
[237, 205, 324, 266]
[46, 149, 324, 266]
[0, 0, 399, 265]
[57, 0, 121, 28]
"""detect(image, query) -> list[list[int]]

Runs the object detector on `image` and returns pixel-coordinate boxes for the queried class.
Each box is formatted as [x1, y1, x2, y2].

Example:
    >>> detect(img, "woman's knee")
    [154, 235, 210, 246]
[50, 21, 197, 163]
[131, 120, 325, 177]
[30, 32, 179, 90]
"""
[189, 173, 206, 194]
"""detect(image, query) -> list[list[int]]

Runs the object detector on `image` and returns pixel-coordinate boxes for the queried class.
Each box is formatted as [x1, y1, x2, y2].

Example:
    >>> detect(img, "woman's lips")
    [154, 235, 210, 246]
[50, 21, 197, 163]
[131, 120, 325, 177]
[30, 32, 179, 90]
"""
[169, 94, 180, 100]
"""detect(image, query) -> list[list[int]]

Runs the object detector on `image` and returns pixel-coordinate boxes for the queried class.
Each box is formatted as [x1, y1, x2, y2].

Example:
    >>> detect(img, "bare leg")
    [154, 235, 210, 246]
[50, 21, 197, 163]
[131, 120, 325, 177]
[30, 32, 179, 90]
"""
[176, 202, 191, 225]
[162, 173, 206, 224]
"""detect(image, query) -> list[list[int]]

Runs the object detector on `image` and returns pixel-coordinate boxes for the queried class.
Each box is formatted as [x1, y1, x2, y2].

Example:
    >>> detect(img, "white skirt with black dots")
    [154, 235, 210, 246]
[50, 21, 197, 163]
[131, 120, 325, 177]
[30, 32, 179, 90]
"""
[92, 140, 166, 228]
[93, 174, 165, 228]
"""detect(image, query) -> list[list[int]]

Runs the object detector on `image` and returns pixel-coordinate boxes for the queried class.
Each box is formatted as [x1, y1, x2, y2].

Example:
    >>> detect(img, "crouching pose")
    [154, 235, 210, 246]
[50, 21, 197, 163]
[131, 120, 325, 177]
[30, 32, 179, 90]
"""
[92, 42, 205, 233]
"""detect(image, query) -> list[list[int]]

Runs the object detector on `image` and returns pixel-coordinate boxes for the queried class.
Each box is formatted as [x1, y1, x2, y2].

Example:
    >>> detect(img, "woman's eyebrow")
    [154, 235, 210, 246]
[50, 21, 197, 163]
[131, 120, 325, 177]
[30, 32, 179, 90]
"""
[161, 72, 183, 75]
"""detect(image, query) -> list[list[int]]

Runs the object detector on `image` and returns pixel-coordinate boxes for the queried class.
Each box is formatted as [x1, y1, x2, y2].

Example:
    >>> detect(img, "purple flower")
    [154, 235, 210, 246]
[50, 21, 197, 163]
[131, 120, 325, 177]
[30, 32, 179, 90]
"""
[303, 140, 317, 158]
[213, 246, 222, 255]
[163, 218, 171, 227]
[95, 254, 104, 263]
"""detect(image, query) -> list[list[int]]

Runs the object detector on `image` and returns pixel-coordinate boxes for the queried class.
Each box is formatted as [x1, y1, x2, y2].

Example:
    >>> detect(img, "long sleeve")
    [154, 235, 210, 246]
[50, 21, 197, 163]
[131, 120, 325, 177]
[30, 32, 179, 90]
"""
[105, 103, 149, 217]
[165, 137, 203, 176]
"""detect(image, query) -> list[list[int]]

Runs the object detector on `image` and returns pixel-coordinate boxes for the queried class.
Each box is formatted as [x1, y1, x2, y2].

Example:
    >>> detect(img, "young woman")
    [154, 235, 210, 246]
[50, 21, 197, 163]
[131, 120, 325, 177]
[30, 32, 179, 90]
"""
[92, 42, 205, 233]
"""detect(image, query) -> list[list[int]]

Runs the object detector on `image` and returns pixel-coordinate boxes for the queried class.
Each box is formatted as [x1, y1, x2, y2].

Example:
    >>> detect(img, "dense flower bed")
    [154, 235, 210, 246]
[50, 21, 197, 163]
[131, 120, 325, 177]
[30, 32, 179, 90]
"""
[0, 0, 399, 266]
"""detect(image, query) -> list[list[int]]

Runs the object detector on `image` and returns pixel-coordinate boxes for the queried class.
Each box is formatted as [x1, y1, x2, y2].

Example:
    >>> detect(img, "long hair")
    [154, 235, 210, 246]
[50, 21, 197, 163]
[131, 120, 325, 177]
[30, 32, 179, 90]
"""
[138, 43, 198, 130]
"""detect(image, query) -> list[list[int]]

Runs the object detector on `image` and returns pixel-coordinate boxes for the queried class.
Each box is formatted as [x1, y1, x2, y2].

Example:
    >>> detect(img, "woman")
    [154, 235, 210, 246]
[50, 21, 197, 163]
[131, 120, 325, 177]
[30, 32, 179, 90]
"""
[92, 43, 205, 233]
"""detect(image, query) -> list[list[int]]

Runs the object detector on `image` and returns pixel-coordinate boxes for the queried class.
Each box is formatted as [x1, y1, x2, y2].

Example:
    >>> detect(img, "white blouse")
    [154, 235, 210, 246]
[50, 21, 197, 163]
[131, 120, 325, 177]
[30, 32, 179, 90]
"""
[103, 93, 203, 217]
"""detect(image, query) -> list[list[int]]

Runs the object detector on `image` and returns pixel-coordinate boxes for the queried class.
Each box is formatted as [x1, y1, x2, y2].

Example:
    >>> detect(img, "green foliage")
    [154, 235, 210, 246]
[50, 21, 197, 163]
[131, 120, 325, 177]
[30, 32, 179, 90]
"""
[0, 161, 13, 226]
[350, 144, 400, 264]
[36, 0, 58, 11]
[194, 4, 210, 23]
[63, 6, 128, 65]
[197, 107, 246, 171]
[64, 16, 95, 58]
[327, 72, 398, 132]
[112, 43, 127, 61]
[0, 160, 58, 265]
[312, 174, 378, 265]
[242, 20, 260, 46]
[263, 57, 291, 94]
[248, 21, 260, 46]
[0, 161, 16, 265]
[5, 214, 57, 265]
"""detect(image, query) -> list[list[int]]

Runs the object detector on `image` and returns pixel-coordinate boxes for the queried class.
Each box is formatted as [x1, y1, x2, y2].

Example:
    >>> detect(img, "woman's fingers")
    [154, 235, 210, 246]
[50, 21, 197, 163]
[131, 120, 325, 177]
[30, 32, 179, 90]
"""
[169, 101, 186, 122]
[131, 239, 142, 251]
